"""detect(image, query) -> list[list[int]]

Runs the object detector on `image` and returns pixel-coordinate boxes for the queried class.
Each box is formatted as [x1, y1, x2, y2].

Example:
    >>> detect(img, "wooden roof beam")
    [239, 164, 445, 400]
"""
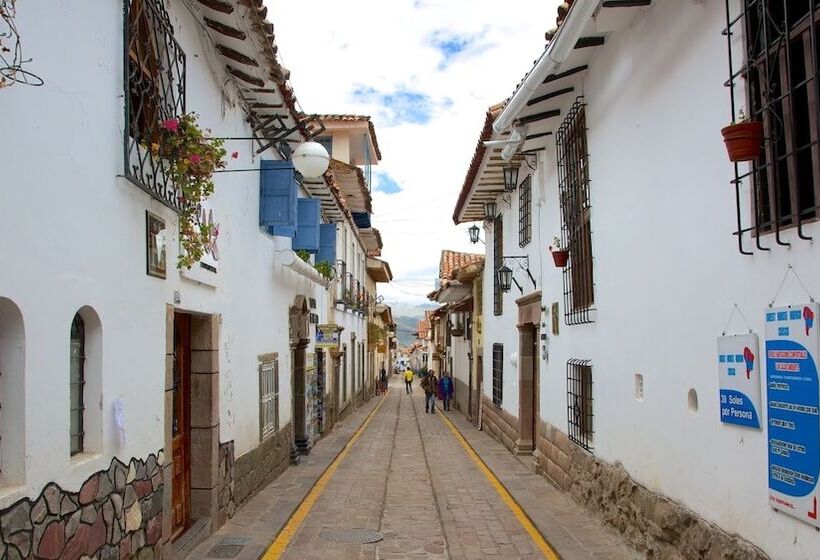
[575, 36, 605, 49]
[527, 87, 574, 107]
[543, 65, 588, 84]
[602, 0, 651, 7]
[196, 0, 233, 14]
[204, 18, 246, 40]
[518, 109, 561, 125]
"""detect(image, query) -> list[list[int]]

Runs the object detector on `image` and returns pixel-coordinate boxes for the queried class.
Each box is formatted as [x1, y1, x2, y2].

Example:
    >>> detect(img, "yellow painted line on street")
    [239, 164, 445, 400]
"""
[261, 390, 390, 560]
[437, 411, 562, 560]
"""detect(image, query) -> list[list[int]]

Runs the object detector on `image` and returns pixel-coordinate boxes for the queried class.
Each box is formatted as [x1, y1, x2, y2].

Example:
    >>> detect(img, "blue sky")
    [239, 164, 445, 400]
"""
[269, 0, 558, 303]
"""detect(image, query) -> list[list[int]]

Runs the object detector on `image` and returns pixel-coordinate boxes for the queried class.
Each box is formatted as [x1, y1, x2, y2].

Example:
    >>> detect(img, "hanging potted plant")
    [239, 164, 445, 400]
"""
[549, 236, 569, 268]
[721, 109, 763, 163]
[150, 114, 229, 269]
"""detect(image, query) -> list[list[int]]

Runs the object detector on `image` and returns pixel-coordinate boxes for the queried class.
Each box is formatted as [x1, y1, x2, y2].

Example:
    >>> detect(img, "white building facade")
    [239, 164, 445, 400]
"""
[454, 1, 820, 559]
[0, 1, 385, 557]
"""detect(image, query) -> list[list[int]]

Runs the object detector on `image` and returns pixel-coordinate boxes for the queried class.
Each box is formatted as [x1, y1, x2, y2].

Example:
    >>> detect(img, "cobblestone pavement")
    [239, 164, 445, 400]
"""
[191, 376, 638, 559]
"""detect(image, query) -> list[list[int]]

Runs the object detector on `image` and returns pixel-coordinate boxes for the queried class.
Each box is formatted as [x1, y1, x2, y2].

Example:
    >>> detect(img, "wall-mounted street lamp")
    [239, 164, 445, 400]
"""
[291, 141, 330, 178]
[503, 164, 519, 192]
[468, 224, 484, 244]
[496, 265, 514, 293]
[496, 255, 537, 294]
[483, 201, 497, 221]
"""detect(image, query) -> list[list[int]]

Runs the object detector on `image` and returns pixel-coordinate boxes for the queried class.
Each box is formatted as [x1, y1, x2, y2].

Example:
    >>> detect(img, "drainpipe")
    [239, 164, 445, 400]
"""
[274, 237, 331, 288]
[493, 0, 600, 135]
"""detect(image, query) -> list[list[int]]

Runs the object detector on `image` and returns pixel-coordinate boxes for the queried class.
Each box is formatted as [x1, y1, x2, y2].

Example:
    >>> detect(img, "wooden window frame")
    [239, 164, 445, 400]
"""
[493, 215, 503, 317]
[556, 98, 594, 324]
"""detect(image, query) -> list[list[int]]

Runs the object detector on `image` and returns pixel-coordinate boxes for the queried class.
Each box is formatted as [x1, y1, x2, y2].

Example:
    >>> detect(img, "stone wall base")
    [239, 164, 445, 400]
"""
[453, 378, 469, 416]
[480, 396, 520, 454]
[234, 423, 292, 507]
[217, 441, 235, 528]
[0, 452, 164, 560]
[530, 420, 771, 560]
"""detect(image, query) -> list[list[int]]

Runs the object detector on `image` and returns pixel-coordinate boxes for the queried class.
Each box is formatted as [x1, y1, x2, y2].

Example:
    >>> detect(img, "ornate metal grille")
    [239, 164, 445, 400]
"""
[724, 1, 820, 253]
[493, 215, 503, 316]
[518, 175, 532, 247]
[492, 343, 503, 406]
[566, 359, 593, 451]
[259, 356, 279, 440]
[70, 314, 86, 455]
[124, 0, 186, 212]
[556, 97, 594, 325]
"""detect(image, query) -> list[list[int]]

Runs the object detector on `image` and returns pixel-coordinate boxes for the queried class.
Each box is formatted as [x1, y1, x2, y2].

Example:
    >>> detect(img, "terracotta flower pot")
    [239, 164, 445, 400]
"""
[721, 121, 764, 162]
[551, 249, 569, 268]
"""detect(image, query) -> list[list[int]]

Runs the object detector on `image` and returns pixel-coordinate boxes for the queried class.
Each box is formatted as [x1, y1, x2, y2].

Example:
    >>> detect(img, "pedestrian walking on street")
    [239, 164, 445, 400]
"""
[440, 372, 453, 411]
[404, 368, 414, 394]
[422, 370, 438, 413]
[380, 364, 388, 394]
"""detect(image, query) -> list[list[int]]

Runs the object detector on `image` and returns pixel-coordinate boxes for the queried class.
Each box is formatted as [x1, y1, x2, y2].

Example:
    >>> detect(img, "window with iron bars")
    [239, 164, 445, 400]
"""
[259, 356, 279, 440]
[70, 314, 86, 455]
[556, 98, 594, 325]
[725, 1, 820, 252]
[566, 359, 593, 451]
[518, 175, 532, 247]
[492, 343, 503, 407]
[493, 215, 503, 316]
[124, 0, 186, 212]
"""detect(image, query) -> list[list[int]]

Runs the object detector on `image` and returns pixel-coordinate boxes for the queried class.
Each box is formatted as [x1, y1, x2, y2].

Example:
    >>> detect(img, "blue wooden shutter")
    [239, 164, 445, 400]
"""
[293, 198, 321, 252]
[259, 160, 297, 229]
[317, 223, 337, 264]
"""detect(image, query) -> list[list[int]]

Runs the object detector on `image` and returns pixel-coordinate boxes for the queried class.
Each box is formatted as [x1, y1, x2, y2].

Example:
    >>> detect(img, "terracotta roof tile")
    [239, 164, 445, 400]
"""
[439, 250, 484, 280]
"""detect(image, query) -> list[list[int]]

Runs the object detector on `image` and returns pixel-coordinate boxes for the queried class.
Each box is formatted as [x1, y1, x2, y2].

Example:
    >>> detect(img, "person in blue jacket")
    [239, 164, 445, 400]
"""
[439, 372, 454, 411]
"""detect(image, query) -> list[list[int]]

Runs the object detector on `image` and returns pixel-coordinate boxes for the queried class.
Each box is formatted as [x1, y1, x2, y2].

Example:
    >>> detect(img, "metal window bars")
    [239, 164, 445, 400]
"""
[724, 0, 820, 254]
[124, 0, 186, 212]
[492, 343, 504, 407]
[566, 359, 593, 452]
[70, 314, 86, 455]
[556, 97, 594, 325]
[259, 356, 279, 440]
[518, 175, 532, 247]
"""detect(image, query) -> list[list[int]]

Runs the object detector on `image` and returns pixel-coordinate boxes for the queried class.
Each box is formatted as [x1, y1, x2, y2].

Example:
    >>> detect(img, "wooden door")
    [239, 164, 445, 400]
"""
[476, 355, 484, 427]
[172, 313, 191, 538]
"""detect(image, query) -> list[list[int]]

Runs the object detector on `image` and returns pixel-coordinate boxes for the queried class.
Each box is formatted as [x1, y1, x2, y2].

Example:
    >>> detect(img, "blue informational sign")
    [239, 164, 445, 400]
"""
[718, 333, 762, 429]
[766, 303, 820, 528]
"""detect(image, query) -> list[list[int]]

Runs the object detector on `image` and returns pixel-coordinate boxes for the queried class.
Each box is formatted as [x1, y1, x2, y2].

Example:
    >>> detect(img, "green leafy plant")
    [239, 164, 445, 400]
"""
[296, 249, 311, 263]
[150, 114, 228, 269]
[314, 260, 333, 280]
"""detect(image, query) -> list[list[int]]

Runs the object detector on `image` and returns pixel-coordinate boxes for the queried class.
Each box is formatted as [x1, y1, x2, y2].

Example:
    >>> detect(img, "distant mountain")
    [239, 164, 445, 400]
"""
[386, 301, 436, 319]
[394, 315, 421, 347]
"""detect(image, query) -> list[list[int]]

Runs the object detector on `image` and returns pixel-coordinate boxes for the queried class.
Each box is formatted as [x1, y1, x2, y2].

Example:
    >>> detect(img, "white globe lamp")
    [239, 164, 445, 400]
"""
[291, 141, 330, 178]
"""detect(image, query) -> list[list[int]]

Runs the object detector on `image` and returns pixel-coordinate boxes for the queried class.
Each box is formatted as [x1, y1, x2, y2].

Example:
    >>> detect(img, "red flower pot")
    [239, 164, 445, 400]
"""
[551, 249, 569, 268]
[721, 121, 764, 162]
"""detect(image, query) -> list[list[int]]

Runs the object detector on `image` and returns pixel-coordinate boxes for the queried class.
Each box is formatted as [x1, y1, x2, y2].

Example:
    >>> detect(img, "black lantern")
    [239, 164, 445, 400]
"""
[503, 164, 519, 192]
[495, 265, 513, 293]
[468, 224, 480, 244]
[483, 201, 497, 221]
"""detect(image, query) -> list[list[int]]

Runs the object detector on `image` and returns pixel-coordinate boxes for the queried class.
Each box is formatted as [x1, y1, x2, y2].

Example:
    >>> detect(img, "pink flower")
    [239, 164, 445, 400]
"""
[190, 154, 202, 164]
[161, 119, 179, 132]
[231, 151, 239, 159]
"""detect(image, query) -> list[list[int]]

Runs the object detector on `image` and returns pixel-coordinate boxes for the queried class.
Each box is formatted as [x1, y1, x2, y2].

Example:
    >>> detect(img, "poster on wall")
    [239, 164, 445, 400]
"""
[766, 303, 820, 528]
[316, 324, 340, 349]
[718, 333, 762, 429]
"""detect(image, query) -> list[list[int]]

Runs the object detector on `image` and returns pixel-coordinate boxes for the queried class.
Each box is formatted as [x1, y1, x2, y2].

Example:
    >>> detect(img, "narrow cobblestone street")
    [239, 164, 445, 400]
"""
[192, 376, 636, 559]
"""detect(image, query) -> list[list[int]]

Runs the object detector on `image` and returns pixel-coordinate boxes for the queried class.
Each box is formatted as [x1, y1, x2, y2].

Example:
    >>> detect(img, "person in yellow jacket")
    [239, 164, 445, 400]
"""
[404, 368, 414, 394]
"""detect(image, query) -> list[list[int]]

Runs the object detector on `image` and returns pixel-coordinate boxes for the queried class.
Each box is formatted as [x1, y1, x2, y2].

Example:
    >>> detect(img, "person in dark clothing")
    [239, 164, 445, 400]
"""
[421, 371, 438, 413]
[439, 373, 454, 411]
[380, 364, 387, 394]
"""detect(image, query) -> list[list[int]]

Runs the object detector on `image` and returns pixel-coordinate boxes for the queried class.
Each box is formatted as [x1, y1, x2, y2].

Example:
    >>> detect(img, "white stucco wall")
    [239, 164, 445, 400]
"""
[521, 1, 820, 558]
[0, 0, 337, 508]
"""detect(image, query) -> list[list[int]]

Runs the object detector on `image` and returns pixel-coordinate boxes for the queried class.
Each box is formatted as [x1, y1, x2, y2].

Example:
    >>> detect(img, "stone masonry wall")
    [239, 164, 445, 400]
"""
[0, 452, 164, 560]
[529, 419, 771, 560]
[217, 441, 236, 528]
[533, 420, 572, 491]
[234, 423, 292, 507]
[453, 378, 469, 416]
[480, 396, 519, 454]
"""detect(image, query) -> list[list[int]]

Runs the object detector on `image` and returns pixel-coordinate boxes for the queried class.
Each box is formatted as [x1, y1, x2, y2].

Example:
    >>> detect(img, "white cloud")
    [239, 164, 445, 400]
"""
[267, 0, 560, 303]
